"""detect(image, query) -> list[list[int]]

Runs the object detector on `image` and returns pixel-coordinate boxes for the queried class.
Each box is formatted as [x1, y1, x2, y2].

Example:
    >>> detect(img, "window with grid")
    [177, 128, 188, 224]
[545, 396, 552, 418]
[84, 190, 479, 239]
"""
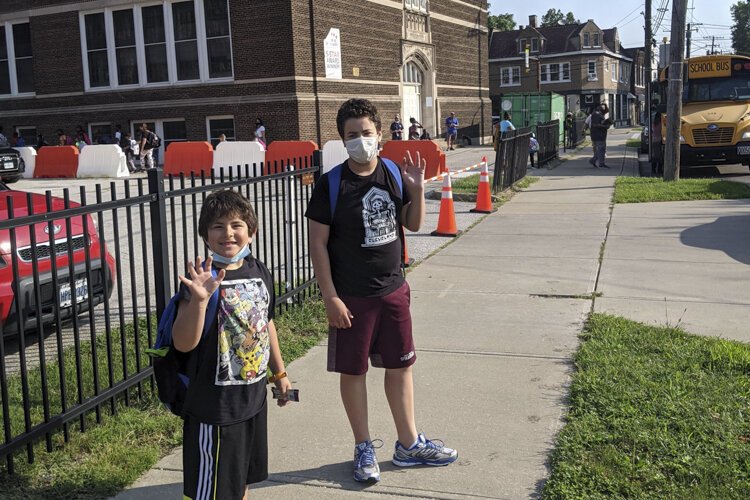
[208, 117, 235, 147]
[588, 60, 597, 79]
[500, 66, 520, 86]
[583, 32, 590, 47]
[80, 1, 233, 90]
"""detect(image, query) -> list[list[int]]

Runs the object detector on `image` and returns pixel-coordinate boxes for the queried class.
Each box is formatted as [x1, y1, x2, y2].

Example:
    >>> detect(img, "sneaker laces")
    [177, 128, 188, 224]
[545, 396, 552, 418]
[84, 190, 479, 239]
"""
[421, 436, 447, 451]
[357, 439, 383, 468]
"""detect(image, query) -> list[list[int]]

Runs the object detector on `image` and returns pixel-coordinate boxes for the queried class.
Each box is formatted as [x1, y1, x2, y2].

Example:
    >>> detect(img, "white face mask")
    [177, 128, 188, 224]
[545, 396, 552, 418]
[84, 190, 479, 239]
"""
[345, 136, 379, 164]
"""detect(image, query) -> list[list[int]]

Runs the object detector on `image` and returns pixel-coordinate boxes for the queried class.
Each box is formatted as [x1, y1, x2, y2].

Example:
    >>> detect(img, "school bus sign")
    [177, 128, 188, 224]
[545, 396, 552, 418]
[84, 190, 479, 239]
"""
[688, 57, 731, 78]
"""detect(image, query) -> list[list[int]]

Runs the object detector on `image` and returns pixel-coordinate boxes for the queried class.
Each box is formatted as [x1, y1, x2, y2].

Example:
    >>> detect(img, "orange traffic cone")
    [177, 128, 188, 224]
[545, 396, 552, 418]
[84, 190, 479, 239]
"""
[470, 156, 497, 214]
[402, 232, 415, 268]
[431, 173, 461, 237]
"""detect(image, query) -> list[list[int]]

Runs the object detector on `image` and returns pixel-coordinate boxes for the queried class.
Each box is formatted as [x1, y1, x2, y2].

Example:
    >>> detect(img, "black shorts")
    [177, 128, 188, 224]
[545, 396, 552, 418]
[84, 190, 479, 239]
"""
[183, 403, 268, 500]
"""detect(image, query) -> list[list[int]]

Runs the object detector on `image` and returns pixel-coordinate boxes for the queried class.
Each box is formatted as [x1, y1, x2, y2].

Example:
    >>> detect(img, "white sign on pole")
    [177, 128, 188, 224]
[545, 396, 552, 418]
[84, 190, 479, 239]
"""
[324, 28, 342, 79]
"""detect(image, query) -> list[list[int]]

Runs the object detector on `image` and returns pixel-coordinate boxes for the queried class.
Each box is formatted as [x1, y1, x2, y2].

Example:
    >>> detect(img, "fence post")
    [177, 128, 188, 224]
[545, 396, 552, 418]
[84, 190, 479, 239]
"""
[313, 150, 323, 181]
[148, 168, 171, 318]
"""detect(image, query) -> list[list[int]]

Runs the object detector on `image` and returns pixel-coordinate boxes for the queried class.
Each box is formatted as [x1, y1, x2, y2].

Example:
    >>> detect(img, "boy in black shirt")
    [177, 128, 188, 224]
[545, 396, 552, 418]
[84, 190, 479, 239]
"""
[306, 98, 458, 484]
[173, 190, 292, 500]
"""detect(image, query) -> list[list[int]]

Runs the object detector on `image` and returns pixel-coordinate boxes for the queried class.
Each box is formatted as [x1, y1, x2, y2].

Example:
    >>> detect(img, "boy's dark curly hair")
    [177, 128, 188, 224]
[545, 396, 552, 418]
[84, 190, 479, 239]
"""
[198, 190, 258, 240]
[336, 98, 382, 139]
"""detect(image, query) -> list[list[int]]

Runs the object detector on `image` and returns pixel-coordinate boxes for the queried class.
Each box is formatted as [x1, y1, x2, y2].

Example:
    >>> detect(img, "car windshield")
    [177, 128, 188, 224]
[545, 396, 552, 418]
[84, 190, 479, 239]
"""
[683, 76, 750, 102]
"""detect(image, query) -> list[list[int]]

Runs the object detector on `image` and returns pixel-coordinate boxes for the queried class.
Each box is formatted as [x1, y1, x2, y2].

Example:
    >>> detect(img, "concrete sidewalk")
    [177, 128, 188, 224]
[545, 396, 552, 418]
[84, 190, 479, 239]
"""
[116, 130, 750, 499]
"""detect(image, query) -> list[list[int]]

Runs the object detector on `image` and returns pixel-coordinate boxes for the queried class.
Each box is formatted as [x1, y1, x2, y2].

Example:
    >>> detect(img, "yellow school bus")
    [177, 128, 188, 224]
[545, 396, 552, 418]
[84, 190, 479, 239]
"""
[649, 54, 750, 171]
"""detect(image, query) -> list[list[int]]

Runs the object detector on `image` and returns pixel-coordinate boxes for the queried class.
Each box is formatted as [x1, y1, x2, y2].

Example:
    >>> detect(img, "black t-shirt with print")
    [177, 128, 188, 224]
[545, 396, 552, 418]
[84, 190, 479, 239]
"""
[305, 158, 410, 297]
[179, 257, 276, 425]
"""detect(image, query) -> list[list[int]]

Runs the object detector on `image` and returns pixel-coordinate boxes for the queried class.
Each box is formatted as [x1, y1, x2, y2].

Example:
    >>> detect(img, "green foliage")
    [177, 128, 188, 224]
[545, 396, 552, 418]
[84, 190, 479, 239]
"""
[541, 9, 578, 27]
[544, 314, 750, 499]
[614, 177, 750, 203]
[488, 13, 516, 31]
[731, 1, 750, 56]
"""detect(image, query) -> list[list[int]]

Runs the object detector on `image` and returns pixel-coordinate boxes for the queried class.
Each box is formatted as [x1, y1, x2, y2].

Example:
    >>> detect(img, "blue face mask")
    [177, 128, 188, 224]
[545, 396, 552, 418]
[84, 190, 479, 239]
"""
[211, 244, 251, 265]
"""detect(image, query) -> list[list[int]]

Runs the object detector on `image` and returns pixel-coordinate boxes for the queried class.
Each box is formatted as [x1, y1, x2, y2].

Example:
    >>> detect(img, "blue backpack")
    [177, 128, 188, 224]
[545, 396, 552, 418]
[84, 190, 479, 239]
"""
[146, 267, 220, 417]
[327, 157, 406, 264]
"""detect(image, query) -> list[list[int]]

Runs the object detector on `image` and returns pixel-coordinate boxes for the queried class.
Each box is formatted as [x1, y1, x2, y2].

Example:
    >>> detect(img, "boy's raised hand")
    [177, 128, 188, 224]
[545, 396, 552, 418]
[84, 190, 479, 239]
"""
[178, 256, 226, 302]
[401, 150, 426, 190]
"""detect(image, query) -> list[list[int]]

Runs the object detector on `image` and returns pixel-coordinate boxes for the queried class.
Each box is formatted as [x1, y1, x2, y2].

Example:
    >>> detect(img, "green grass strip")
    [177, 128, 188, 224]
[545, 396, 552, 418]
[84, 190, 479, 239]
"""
[544, 314, 750, 499]
[451, 174, 538, 194]
[625, 138, 641, 148]
[614, 177, 750, 203]
[0, 298, 327, 499]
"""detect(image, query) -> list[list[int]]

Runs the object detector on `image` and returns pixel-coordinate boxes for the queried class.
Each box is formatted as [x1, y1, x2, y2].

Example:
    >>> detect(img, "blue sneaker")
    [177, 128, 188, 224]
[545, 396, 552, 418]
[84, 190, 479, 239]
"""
[392, 433, 458, 467]
[353, 439, 382, 483]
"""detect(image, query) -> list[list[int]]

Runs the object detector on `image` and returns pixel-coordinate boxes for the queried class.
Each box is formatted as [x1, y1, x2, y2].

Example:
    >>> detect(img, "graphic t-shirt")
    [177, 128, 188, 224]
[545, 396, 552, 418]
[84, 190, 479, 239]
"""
[305, 159, 409, 297]
[180, 258, 275, 425]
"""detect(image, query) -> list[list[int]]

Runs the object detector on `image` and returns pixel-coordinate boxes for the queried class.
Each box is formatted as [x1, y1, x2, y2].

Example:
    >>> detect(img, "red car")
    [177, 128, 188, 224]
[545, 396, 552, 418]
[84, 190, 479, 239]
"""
[0, 181, 115, 335]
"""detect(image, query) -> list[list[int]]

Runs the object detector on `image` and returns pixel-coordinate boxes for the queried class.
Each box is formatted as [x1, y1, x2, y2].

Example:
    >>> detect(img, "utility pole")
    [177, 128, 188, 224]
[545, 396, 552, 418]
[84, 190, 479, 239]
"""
[711, 36, 716, 55]
[686, 23, 691, 58]
[645, 0, 652, 85]
[664, 0, 688, 181]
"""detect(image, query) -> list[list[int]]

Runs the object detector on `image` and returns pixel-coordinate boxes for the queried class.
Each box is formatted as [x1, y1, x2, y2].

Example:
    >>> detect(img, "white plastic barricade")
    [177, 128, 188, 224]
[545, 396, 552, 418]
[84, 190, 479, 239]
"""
[13, 147, 37, 179]
[321, 140, 348, 174]
[213, 141, 265, 177]
[76, 144, 129, 178]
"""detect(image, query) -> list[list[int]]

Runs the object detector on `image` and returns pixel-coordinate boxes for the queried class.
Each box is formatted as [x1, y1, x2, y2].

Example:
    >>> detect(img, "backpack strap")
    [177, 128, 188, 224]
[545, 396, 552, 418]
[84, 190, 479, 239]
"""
[327, 162, 345, 217]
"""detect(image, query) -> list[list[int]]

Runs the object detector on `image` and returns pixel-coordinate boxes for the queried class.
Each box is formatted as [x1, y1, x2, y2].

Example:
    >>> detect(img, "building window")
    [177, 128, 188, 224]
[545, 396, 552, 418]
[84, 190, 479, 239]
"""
[89, 122, 114, 144]
[80, 1, 233, 91]
[207, 116, 235, 147]
[531, 38, 539, 53]
[500, 66, 520, 86]
[172, 1, 199, 81]
[592, 32, 601, 47]
[0, 21, 35, 95]
[611, 62, 618, 82]
[519, 38, 527, 54]
[204, 0, 232, 78]
[583, 32, 590, 48]
[142, 5, 169, 83]
[84, 13, 110, 88]
[15, 126, 36, 145]
[114, 9, 139, 85]
[162, 119, 187, 150]
[540, 62, 571, 83]
[588, 60, 597, 80]
[404, 0, 428, 14]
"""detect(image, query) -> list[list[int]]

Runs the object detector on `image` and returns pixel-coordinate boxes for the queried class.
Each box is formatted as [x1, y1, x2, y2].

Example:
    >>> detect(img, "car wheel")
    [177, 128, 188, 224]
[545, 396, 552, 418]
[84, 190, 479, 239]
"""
[3, 173, 21, 183]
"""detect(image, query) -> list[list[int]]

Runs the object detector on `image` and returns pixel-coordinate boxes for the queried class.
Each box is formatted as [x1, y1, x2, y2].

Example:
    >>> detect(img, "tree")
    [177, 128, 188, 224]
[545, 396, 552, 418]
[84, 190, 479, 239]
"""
[488, 13, 516, 31]
[565, 12, 580, 24]
[731, 1, 750, 56]
[541, 8, 578, 27]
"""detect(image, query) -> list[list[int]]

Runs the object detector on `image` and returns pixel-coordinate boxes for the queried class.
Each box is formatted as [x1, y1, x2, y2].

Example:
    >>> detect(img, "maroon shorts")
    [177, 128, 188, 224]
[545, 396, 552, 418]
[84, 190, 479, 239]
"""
[328, 281, 416, 375]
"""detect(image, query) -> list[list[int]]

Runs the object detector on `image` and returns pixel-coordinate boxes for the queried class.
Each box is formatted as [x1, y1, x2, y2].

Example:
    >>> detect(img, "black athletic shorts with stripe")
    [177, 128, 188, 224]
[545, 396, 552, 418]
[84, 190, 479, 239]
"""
[183, 403, 268, 500]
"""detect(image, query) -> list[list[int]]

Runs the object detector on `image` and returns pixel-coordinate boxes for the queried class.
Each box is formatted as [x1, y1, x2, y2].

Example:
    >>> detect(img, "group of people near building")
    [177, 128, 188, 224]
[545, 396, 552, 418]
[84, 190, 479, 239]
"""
[388, 112, 460, 151]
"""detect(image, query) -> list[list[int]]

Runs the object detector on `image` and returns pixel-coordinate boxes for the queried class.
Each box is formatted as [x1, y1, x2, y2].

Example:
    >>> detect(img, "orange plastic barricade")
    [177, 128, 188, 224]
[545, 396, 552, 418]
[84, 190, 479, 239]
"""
[164, 142, 214, 177]
[34, 146, 79, 178]
[380, 140, 447, 180]
[264, 141, 319, 175]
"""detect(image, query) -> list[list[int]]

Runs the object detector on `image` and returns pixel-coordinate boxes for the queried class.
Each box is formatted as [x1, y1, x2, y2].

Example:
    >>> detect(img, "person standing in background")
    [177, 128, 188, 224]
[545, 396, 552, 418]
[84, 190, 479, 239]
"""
[255, 118, 266, 148]
[444, 112, 458, 150]
[390, 115, 404, 140]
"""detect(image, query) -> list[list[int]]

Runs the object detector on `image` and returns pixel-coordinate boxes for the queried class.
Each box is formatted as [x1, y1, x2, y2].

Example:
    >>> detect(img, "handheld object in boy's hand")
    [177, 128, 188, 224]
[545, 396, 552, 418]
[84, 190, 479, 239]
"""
[271, 387, 300, 402]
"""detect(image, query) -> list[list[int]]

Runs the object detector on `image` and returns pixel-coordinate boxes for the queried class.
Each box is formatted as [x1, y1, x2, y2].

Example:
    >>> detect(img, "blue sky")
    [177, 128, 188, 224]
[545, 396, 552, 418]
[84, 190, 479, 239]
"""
[490, 1, 735, 54]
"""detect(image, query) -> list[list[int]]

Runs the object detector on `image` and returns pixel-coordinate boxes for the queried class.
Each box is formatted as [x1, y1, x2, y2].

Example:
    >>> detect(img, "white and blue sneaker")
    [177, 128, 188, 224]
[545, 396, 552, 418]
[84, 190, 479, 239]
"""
[392, 433, 458, 467]
[353, 439, 382, 483]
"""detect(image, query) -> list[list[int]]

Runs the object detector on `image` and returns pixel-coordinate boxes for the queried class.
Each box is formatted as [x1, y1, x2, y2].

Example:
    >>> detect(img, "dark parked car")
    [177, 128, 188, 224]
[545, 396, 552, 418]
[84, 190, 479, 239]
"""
[0, 181, 115, 335]
[0, 138, 24, 183]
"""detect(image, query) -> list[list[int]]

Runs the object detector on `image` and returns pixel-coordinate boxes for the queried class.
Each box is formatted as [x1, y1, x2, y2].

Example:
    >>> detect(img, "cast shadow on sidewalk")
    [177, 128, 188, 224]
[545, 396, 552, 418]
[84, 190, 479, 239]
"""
[680, 215, 750, 265]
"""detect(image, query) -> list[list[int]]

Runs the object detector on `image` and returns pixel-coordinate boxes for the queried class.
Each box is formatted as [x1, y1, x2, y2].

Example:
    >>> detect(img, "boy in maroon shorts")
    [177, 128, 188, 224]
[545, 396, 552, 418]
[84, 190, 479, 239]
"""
[305, 98, 458, 484]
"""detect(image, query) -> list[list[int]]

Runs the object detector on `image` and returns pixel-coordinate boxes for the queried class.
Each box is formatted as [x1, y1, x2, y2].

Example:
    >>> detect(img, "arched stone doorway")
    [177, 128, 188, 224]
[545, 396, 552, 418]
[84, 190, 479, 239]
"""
[400, 50, 435, 138]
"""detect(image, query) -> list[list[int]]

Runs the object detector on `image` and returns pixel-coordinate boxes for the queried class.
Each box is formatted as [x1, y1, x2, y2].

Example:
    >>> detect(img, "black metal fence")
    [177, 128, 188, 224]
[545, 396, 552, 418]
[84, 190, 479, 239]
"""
[536, 119, 560, 166]
[0, 155, 319, 472]
[492, 127, 532, 193]
[565, 117, 587, 150]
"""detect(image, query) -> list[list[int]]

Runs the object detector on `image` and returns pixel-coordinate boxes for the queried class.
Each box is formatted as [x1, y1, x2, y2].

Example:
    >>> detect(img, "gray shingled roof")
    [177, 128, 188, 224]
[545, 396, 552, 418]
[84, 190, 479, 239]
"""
[490, 23, 623, 59]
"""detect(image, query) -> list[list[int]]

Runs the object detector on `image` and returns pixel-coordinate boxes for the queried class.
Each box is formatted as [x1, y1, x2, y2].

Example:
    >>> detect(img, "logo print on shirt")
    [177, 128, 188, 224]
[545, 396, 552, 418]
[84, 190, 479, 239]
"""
[361, 187, 398, 248]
